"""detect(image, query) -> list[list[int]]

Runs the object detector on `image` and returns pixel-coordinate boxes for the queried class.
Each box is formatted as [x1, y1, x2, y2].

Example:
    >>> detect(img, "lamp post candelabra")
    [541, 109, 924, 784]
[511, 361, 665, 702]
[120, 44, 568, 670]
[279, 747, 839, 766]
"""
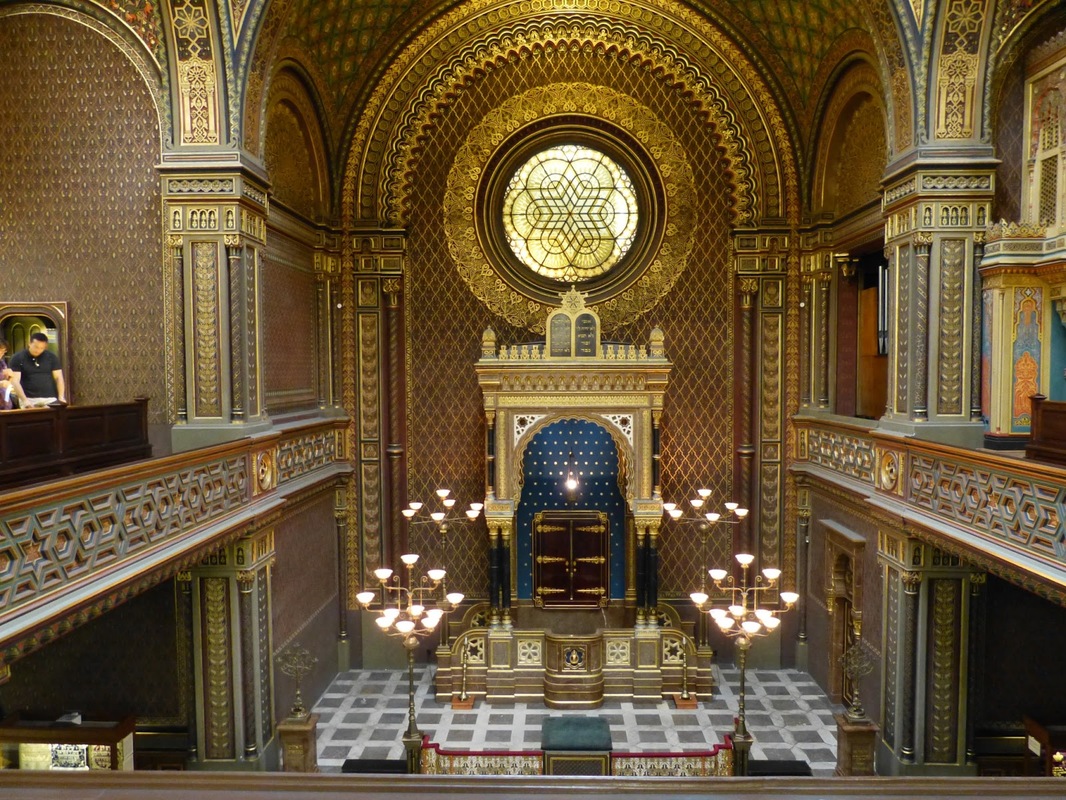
[662, 492, 748, 646]
[401, 489, 483, 646]
[693, 552, 799, 776]
[355, 553, 462, 772]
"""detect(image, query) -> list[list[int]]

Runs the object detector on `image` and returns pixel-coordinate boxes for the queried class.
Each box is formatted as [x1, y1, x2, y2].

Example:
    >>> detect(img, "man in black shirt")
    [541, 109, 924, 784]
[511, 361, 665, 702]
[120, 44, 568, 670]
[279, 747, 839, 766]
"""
[9, 332, 66, 408]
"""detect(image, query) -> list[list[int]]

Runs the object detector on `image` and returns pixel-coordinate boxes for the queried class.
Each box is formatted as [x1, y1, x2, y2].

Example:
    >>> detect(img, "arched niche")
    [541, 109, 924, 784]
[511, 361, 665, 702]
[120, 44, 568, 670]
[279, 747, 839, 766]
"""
[0, 302, 71, 402]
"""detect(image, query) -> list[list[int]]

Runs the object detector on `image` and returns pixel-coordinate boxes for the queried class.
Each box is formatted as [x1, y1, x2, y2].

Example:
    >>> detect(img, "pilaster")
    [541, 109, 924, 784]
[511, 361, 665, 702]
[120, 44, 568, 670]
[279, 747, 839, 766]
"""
[348, 231, 406, 645]
[733, 229, 789, 571]
[878, 160, 995, 447]
[185, 527, 277, 770]
[163, 160, 272, 451]
[877, 530, 981, 776]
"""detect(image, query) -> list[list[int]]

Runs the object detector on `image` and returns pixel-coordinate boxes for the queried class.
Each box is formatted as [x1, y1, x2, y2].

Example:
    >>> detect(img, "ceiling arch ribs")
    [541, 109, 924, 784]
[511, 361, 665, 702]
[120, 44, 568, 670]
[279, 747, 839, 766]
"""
[810, 58, 889, 222]
[264, 65, 333, 222]
[263, 50, 336, 173]
[984, 1, 1066, 145]
[339, 0, 800, 231]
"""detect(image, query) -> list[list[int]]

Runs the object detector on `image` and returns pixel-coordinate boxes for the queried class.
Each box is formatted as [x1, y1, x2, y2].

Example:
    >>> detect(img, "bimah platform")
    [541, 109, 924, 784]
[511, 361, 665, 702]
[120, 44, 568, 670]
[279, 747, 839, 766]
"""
[541, 716, 612, 776]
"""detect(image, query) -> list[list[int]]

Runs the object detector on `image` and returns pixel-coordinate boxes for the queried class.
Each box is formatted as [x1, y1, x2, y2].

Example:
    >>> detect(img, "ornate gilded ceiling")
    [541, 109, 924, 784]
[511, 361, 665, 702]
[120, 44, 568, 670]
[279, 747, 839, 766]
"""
[274, 0, 885, 142]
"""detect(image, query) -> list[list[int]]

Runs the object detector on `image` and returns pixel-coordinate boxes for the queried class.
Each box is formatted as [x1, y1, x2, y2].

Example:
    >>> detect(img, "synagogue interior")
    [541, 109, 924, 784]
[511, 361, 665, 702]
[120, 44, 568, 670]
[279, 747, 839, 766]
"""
[1, 0, 1066, 797]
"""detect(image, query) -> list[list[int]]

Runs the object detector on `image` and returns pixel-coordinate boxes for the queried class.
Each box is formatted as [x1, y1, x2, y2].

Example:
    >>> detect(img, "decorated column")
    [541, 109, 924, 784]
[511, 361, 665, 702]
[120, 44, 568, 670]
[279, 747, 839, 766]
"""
[184, 527, 276, 769]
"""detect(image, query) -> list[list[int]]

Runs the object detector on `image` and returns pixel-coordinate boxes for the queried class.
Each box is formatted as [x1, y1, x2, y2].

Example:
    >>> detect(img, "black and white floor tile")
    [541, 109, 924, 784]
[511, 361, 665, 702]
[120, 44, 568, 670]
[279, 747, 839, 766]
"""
[313, 665, 839, 776]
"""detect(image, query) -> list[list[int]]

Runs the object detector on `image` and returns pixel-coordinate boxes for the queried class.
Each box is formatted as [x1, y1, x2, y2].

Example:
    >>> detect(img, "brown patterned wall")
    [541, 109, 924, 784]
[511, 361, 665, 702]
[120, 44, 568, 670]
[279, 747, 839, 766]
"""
[992, 60, 1024, 223]
[835, 276, 859, 417]
[0, 14, 165, 423]
[807, 488, 884, 725]
[0, 582, 184, 724]
[262, 231, 318, 408]
[405, 51, 734, 599]
[835, 97, 887, 216]
[271, 493, 339, 714]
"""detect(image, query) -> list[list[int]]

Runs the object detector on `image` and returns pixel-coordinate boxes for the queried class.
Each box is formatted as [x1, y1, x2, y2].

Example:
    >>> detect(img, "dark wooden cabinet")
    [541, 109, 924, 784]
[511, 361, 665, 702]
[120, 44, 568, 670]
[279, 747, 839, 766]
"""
[532, 510, 608, 608]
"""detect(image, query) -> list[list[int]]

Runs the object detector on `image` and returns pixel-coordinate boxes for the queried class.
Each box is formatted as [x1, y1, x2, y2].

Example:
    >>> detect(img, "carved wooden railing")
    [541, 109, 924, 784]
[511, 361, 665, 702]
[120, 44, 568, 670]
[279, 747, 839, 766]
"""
[420, 734, 733, 776]
[0, 417, 350, 678]
[793, 415, 1066, 604]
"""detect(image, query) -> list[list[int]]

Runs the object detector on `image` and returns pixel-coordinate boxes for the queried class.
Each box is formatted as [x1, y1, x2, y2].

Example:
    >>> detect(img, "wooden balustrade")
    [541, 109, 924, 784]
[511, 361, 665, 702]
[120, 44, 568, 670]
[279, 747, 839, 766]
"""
[0, 399, 151, 490]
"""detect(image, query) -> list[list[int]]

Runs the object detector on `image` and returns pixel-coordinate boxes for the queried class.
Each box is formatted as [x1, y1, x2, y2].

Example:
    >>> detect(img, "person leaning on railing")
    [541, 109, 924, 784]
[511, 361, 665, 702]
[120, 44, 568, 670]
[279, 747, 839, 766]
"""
[8, 332, 66, 408]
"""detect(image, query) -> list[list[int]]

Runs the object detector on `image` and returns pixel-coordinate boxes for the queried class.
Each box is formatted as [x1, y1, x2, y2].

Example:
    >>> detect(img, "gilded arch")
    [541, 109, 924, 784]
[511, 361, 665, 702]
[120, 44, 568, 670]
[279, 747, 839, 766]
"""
[264, 67, 331, 221]
[340, 0, 798, 228]
[512, 413, 633, 508]
[811, 60, 889, 216]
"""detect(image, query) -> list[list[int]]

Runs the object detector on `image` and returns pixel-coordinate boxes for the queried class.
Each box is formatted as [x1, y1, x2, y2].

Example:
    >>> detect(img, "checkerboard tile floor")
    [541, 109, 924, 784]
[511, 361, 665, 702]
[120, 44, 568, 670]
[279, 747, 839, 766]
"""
[313, 665, 839, 776]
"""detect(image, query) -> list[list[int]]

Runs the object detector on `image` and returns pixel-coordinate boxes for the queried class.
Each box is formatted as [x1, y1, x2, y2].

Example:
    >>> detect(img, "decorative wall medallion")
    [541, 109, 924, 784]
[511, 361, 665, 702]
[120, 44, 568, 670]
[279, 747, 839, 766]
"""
[878, 448, 900, 493]
[562, 645, 587, 671]
[253, 448, 276, 495]
[445, 83, 695, 333]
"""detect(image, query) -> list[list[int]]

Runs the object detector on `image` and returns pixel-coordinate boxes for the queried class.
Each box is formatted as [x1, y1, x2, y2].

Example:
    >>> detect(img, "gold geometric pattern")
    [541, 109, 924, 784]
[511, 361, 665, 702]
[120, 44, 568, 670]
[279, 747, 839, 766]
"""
[937, 239, 966, 415]
[408, 49, 735, 600]
[0, 14, 166, 424]
[502, 145, 639, 282]
[342, 0, 795, 226]
[444, 82, 696, 333]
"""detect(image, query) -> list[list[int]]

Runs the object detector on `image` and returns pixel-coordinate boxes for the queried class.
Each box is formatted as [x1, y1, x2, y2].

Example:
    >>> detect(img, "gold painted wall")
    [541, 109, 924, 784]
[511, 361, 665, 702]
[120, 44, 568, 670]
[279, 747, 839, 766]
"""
[0, 14, 165, 423]
[405, 51, 735, 598]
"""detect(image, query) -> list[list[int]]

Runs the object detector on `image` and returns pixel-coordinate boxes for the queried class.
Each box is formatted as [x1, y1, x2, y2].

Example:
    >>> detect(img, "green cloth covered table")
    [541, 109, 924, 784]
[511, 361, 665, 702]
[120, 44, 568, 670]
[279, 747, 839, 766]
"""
[541, 716, 613, 751]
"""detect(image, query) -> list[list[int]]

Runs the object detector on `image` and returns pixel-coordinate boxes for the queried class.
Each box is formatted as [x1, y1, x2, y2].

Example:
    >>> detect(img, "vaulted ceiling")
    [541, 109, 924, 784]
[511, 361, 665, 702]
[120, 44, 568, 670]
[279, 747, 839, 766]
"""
[276, 0, 892, 152]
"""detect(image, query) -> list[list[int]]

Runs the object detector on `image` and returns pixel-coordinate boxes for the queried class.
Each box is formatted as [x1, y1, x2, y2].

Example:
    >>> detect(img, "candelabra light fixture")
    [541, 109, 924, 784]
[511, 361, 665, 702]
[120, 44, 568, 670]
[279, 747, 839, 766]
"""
[692, 551, 799, 776]
[662, 493, 748, 645]
[355, 553, 463, 772]
[401, 489, 482, 645]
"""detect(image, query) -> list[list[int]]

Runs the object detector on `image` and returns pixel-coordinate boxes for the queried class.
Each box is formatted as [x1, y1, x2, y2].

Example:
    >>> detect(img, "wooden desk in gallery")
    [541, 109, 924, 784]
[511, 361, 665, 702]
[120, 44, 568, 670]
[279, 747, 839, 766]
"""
[1023, 715, 1066, 777]
[0, 398, 151, 489]
[0, 714, 135, 771]
[1026, 395, 1066, 466]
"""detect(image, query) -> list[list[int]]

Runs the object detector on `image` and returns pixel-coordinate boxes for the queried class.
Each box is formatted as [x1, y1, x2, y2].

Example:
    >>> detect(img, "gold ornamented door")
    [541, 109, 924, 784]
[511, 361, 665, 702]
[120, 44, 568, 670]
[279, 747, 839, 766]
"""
[532, 510, 608, 608]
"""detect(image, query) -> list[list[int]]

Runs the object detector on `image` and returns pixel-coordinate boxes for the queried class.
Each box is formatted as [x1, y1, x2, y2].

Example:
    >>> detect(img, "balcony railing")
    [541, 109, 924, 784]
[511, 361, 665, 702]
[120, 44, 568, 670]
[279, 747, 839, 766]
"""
[793, 415, 1066, 602]
[0, 416, 351, 678]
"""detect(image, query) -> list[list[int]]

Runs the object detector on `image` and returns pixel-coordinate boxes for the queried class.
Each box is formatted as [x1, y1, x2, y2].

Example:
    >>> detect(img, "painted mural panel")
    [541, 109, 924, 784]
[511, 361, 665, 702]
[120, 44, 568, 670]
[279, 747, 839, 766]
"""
[1010, 286, 1042, 432]
[981, 289, 992, 420]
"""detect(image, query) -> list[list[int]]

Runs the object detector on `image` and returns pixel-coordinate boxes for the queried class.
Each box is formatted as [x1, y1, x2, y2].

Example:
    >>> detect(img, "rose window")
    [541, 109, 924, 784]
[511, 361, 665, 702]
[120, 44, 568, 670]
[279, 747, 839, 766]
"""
[502, 145, 639, 282]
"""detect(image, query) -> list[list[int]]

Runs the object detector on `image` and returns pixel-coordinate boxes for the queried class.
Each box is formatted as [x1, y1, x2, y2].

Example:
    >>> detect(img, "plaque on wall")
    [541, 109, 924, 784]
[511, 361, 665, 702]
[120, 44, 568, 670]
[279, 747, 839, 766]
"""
[549, 314, 572, 357]
[574, 313, 597, 357]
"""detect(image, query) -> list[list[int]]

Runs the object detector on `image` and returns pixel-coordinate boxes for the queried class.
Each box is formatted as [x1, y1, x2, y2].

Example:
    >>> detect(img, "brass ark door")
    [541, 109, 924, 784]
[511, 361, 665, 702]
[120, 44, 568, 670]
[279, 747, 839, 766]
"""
[532, 510, 608, 608]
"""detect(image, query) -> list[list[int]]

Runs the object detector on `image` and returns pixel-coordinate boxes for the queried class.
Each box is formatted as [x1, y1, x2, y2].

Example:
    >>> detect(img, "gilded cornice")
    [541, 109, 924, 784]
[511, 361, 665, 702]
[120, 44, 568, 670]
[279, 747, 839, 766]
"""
[340, 0, 798, 228]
